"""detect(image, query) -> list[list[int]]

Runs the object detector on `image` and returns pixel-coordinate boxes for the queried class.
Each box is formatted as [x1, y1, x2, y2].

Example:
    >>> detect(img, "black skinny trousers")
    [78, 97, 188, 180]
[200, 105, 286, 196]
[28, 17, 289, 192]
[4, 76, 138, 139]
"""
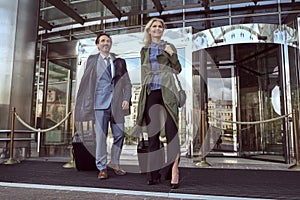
[145, 89, 180, 180]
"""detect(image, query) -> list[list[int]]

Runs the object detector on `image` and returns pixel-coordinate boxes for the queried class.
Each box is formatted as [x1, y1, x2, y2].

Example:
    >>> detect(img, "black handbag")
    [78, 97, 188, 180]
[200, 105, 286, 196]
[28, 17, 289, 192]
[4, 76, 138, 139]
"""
[174, 73, 186, 108]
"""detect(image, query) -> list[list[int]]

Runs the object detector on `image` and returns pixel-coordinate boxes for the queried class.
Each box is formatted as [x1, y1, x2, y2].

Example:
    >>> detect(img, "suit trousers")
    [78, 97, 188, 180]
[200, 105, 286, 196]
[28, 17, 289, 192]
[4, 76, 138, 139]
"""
[145, 89, 180, 181]
[94, 108, 125, 171]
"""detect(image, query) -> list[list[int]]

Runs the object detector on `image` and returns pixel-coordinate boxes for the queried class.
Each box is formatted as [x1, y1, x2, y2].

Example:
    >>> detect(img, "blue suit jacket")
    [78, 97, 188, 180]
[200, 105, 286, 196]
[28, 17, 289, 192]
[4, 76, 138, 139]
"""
[74, 53, 132, 123]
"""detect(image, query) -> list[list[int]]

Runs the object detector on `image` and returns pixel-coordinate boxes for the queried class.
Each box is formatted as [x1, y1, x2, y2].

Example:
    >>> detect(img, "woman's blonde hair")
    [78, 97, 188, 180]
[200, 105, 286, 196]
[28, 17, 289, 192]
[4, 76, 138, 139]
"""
[143, 17, 165, 46]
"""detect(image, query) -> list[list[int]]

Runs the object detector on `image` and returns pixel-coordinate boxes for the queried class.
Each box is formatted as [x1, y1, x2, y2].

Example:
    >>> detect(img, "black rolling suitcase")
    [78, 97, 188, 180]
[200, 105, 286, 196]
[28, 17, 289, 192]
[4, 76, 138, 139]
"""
[137, 135, 165, 173]
[72, 121, 98, 171]
[72, 141, 97, 171]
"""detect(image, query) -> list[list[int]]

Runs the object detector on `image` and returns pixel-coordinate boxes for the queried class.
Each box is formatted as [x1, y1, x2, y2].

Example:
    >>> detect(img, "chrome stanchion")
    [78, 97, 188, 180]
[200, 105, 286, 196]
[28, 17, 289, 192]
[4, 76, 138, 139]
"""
[37, 128, 41, 153]
[3, 107, 20, 164]
[63, 112, 75, 168]
[289, 109, 300, 170]
[196, 110, 211, 167]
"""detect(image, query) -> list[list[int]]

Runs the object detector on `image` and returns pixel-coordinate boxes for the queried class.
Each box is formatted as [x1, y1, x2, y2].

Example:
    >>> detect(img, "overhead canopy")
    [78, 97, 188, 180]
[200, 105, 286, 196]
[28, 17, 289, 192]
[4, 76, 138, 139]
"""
[39, 0, 300, 42]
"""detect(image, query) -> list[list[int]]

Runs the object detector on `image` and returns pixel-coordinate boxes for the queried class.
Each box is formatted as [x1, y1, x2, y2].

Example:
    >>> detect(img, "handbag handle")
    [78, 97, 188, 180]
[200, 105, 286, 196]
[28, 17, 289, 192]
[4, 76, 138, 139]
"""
[174, 72, 183, 90]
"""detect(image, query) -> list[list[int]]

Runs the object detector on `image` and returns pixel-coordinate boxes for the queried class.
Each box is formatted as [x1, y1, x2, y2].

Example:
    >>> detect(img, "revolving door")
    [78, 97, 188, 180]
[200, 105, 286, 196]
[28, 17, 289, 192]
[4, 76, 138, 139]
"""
[193, 42, 299, 163]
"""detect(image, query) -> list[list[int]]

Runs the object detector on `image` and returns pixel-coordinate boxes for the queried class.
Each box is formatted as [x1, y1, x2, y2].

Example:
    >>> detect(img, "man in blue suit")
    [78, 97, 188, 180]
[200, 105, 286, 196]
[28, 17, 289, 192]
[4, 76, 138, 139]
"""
[75, 33, 132, 179]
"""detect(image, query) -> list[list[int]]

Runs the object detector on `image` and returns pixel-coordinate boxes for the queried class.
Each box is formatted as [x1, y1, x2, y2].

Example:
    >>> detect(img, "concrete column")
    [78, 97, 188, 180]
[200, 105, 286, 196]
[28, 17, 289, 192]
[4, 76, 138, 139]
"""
[0, 1, 39, 129]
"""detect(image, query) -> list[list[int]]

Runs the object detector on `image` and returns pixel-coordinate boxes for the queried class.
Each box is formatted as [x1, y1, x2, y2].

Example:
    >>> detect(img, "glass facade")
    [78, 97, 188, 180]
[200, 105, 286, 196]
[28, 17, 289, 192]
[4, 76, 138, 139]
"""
[24, 1, 300, 163]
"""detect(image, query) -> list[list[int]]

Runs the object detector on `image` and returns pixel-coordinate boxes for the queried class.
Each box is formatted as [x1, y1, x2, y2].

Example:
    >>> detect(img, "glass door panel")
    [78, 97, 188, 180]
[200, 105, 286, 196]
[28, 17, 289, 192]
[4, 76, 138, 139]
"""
[39, 58, 75, 157]
[202, 43, 286, 162]
[236, 43, 285, 161]
[45, 61, 69, 143]
[205, 45, 236, 153]
[34, 41, 78, 157]
[207, 71, 235, 152]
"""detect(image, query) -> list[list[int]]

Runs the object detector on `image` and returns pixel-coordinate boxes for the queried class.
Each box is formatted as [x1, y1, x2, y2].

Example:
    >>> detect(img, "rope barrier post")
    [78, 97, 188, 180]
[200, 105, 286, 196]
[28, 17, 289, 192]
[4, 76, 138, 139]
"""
[196, 110, 211, 167]
[37, 128, 41, 153]
[3, 107, 20, 164]
[11, 111, 72, 157]
[63, 112, 75, 168]
[289, 109, 300, 170]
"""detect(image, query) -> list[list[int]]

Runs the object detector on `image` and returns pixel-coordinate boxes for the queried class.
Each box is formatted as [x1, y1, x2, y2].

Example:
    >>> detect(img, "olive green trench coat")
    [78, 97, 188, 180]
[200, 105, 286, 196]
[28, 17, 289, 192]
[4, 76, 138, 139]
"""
[133, 41, 182, 136]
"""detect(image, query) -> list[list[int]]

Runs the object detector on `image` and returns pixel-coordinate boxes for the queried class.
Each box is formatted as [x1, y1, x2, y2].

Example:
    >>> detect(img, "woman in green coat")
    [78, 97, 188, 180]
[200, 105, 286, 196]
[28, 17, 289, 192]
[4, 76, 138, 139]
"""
[135, 17, 182, 189]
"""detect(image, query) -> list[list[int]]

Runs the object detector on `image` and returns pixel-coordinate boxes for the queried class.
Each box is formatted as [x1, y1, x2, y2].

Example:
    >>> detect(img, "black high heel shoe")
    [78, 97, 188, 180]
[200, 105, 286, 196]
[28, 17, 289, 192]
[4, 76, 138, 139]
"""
[170, 172, 179, 189]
